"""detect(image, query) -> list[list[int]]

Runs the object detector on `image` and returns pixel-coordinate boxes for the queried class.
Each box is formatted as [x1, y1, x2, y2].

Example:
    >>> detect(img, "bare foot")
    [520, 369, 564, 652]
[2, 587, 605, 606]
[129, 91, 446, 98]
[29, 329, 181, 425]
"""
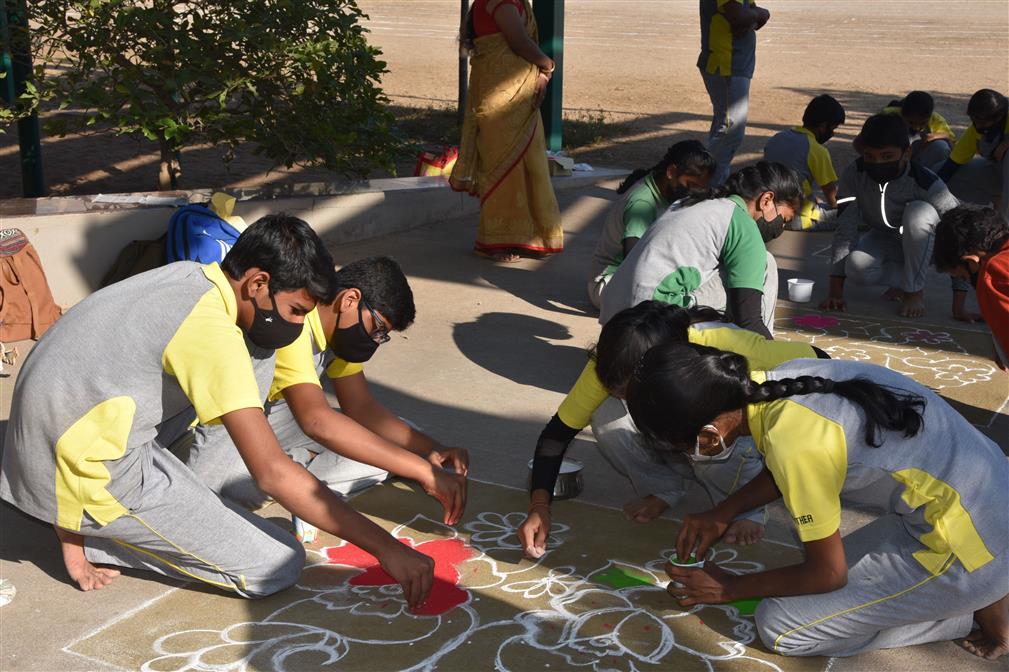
[723, 519, 765, 546]
[54, 526, 120, 591]
[622, 495, 669, 523]
[958, 593, 1009, 660]
[899, 290, 926, 318]
[883, 287, 903, 302]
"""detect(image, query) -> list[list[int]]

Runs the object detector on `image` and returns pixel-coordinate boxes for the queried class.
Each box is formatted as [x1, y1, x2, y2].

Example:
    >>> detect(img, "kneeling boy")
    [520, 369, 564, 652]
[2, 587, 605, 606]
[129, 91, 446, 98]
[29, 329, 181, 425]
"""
[763, 94, 845, 231]
[821, 114, 972, 320]
[0, 216, 434, 608]
[181, 256, 470, 532]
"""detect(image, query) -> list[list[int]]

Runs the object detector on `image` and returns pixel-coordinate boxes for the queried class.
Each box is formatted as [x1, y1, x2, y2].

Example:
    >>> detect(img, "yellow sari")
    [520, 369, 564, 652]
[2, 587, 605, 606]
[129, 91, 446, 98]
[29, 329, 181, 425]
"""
[449, 0, 564, 255]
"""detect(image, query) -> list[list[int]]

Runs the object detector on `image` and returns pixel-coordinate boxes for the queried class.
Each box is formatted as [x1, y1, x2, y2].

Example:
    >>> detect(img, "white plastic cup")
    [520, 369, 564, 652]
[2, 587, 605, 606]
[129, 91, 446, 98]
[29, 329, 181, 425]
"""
[668, 551, 709, 589]
[787, 278, 815, 303]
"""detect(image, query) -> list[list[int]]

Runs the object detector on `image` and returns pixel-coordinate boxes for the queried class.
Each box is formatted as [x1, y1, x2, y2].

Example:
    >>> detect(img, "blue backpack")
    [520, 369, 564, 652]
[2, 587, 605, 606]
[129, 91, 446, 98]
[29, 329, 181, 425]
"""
[166, 204, 241, 264]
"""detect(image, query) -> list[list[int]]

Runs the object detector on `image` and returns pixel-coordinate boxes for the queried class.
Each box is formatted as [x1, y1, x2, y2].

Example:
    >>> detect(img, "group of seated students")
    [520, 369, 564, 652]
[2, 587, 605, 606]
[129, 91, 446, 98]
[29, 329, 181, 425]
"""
[589, 88, 1009, 357]
[2, 99, 1008, 665]
[567, 87, 1009, 659]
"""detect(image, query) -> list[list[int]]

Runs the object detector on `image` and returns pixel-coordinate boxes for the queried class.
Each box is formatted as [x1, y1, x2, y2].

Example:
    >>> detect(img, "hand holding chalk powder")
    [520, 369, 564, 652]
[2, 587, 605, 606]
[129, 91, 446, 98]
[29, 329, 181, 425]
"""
[664, 558, 737, 607]
[675, 509, 733, 565]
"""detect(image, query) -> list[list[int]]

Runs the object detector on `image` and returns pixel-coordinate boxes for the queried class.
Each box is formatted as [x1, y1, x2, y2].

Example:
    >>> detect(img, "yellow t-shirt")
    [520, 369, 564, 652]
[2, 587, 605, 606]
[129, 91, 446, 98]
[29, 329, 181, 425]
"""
[268, 308, 363, 402]
[162, 263, 264, 424]
[745, 362, 997, 577]
[881, 106, 957, 144]
[555, 322, 818, 430]
[950, 113, 1009, 165]
[746, 384, 847, 542]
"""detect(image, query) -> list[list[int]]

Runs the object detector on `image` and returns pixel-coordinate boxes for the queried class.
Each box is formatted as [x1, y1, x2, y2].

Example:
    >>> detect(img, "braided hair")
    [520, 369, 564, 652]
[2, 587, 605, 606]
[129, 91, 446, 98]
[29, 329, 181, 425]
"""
[626, 343, 925, 449]
[616, 140, 716, 194]
[679, 160, 803, 210]
[589, 302, 724, 394]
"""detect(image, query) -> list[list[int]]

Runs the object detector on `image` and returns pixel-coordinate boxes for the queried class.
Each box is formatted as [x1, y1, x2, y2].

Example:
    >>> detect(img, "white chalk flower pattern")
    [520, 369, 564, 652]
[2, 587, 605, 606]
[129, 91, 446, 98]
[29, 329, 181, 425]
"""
[464, 511, 569, 551]
[501, 566, 583, 599]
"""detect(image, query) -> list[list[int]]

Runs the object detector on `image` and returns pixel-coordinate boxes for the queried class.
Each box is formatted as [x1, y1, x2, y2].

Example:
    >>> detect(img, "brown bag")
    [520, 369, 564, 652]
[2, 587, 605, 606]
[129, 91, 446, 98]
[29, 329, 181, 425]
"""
[0, 228, 62, 342]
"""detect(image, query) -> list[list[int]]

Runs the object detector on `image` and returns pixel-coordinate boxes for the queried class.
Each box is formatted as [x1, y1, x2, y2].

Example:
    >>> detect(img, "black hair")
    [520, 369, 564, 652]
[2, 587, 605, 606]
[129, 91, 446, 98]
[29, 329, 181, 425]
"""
[332, 256, 416, 331]
[616, 140, 716, 194]
[221, 213, 337, 303]
[900, 91, 935, 119]
[590, 301, 724, 393]
[681, 161, 803, 210]
[626, 343, 925, 449]
[933, 204, 1009, 271]
[967, 89, 1009, 125]
[802, 94, 845, 128]
[857, 113, 910, 150]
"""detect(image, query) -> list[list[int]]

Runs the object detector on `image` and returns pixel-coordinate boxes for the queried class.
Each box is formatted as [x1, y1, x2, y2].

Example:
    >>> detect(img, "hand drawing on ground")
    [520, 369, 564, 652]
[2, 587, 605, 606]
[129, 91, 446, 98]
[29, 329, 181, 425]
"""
[138, 512, 795, 672]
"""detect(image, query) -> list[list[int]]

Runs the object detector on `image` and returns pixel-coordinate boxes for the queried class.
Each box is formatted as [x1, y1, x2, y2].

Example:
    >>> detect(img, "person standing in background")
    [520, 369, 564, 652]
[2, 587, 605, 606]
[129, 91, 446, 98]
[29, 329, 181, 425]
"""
[451, 0, 564, 263]
[697, 0, 771, 186]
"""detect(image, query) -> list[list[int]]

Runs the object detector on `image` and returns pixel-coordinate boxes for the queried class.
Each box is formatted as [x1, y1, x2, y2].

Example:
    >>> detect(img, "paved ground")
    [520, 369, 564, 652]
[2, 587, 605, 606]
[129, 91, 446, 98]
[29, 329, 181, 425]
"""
[3, 1, 1007, 197]
[1, 177, 1006, 670]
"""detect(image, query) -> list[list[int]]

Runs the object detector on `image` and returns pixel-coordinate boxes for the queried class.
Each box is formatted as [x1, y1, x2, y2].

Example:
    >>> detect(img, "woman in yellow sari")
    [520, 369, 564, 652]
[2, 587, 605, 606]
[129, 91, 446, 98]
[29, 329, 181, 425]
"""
[451, 0, 564, 263]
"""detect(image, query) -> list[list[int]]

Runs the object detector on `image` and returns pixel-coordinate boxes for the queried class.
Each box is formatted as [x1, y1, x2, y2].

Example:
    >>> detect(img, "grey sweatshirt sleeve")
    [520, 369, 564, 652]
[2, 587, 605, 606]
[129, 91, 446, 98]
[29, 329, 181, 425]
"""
[925, 177, 959, 216]
[830, 164, 861, 275]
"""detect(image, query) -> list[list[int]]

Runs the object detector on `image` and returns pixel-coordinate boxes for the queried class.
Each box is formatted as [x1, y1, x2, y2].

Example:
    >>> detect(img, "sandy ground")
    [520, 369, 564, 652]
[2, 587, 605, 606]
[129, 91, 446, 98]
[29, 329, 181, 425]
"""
[2, 0, 1007, 198]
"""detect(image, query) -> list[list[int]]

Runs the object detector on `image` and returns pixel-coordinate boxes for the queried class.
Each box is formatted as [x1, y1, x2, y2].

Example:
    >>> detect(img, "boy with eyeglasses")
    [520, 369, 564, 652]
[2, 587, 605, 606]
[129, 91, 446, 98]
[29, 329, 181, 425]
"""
[176, 256, 470, 534]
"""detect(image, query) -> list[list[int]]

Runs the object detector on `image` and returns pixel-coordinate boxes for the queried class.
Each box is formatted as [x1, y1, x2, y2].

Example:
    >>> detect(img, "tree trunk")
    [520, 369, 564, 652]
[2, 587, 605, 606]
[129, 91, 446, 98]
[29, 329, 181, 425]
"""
[157, 136, 180, 190]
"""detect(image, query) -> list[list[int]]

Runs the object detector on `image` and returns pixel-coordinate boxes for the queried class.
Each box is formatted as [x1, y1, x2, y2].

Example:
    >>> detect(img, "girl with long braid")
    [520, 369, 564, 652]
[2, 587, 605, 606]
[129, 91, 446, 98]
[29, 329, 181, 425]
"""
[600, 161, 802, 339]
[517, 301, 827, 559]
[626, 343, 1009, 660]
[588, 141, 716, 309]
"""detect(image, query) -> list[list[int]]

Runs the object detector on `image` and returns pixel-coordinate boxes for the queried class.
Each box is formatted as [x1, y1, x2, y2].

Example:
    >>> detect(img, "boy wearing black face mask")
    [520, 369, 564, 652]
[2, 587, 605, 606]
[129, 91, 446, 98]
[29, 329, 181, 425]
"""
[937, 89, 1009, 221]
[763, 94, 846, 232]
[934, 204, 1009, 370]
[822, 114, 969, 320]
[880, 90, 956, 170]
[184, 256, 470, 534]
[0, 215, 436, 612]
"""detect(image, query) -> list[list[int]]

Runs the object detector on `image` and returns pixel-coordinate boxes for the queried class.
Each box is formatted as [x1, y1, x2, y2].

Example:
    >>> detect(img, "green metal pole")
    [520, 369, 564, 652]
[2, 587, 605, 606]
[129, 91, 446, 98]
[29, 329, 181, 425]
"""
[1, 0, 45, 197]
[533, 0, 563, 152]
[457, 0, 468, 126]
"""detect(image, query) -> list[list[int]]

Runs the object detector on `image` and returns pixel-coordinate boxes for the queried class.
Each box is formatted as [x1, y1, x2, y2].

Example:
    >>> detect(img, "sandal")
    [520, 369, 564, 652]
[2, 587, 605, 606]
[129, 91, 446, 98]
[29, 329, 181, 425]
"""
[473, 248, 522, 263]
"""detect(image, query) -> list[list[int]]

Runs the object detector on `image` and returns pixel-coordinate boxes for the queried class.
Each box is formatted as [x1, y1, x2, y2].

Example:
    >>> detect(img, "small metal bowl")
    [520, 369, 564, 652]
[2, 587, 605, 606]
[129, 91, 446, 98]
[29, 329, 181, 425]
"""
[527, 457, 584, 500]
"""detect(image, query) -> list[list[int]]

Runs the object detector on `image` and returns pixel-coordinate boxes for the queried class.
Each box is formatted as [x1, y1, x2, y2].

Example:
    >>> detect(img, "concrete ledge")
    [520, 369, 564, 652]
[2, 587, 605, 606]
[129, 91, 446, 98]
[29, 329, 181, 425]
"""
[0, 169, 627, 307]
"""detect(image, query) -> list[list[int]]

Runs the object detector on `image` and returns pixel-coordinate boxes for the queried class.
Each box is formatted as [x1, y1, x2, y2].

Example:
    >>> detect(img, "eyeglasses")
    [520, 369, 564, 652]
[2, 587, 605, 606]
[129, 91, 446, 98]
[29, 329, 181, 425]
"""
[359, 299, 391, 345]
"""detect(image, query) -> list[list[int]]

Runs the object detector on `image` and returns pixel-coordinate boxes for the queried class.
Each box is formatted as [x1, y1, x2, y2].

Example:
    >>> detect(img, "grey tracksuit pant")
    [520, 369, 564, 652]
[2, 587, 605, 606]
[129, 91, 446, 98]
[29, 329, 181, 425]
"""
[590, 397, 765, 523]
[757, 513, 1009, 657]
[844, 201, 961, 293]
[187, 401, 388, 510]
[700, 69, 751, 187]
[81, 444, 305, 598]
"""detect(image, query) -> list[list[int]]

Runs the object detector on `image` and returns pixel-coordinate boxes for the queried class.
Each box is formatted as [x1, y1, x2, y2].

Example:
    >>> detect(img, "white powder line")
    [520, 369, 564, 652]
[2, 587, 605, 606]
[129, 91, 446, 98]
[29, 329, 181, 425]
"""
[61, 646, 134, 672]
[61, 586, 181, 652]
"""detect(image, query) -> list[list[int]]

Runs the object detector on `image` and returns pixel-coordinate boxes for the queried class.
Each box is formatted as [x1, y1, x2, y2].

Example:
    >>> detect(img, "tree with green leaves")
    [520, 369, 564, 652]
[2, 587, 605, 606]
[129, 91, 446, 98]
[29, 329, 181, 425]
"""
[28, 0, 401, 189]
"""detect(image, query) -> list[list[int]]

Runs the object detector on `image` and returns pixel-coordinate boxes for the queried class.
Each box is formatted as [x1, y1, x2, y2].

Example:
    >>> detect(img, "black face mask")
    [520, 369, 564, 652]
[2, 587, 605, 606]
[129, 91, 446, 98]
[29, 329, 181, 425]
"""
[863, 159, 904, 185]
[757, 214, 785, 243]
[330, 303, 380, 363]
[755, 201, 785, 243]
[670, 184, 692, 202]
[247, 292, 303, 350]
